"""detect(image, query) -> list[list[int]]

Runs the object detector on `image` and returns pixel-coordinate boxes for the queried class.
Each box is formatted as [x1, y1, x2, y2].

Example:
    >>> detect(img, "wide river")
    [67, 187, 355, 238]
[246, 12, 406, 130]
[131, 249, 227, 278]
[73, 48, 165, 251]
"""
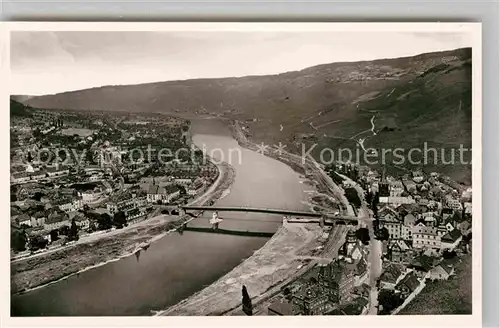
[11, 119, 309, 316]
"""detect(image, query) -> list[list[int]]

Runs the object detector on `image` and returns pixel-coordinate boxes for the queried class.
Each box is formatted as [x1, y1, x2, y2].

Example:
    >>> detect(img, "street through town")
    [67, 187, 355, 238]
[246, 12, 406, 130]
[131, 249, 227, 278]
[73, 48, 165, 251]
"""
[337, 171, 381, 315]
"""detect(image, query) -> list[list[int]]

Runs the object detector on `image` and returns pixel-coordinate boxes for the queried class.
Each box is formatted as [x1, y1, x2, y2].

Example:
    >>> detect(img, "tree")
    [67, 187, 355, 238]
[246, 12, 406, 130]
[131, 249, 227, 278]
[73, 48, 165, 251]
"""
[378, 289, 404, 315]
[88, 220, 98, 232]
[355, 228, 370, 245]
[283, 287, 291, 297]
[366, 191, 373, 207]
[98, 213, 113, 230]
[345, 188, 361, 208]
[49, 230, 59, 243]
[443, 250, 457, 259]
[32, 192, 43, 201]
[69, 218, 79, 241]
[59, 225, 70, 236]
[376, 227, 390, 241]
[463, 231, 472, 243]
[113, 211, 127, 229]
[372, 192, 380, 213]
[85, 148, 94, 165]
[177, 185, 187, 196]
[11, 230, 27, 252]
[242, 285, 253, 316]
[29, 235, 48, 251]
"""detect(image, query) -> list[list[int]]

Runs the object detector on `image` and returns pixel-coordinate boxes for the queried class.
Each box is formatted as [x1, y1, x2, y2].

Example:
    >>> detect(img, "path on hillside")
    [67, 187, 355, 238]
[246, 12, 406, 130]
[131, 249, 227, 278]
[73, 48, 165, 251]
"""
[370, 115, 377, 136]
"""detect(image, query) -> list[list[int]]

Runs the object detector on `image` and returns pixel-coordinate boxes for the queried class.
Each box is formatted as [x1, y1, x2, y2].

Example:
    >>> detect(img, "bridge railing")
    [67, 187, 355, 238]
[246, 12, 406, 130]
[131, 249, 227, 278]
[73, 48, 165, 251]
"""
[180, 205, 369, 221]
[180, 205, 322, 218]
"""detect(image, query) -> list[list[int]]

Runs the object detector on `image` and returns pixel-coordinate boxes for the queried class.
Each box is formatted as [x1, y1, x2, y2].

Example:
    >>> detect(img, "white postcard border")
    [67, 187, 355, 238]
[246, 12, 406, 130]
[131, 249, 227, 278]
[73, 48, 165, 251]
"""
[0, 21, 482, 328]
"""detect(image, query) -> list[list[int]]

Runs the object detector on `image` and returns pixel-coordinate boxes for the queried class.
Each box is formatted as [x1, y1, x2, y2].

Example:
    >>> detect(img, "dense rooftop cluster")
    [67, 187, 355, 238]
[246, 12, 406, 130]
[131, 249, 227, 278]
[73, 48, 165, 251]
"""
[10, 103, 218, 256]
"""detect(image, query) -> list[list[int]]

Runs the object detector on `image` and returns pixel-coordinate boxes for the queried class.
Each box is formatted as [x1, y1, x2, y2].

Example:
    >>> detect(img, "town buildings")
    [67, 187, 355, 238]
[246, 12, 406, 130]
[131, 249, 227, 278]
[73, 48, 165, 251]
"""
[412, 223, 441, 249]
[10, 108, 216, 255]
[146, 184, 181, 204]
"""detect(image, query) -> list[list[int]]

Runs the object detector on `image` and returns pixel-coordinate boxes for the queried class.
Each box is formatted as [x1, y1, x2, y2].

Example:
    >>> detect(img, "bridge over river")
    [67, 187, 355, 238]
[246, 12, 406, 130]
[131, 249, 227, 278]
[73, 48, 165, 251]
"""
[177, 205, 371, 234]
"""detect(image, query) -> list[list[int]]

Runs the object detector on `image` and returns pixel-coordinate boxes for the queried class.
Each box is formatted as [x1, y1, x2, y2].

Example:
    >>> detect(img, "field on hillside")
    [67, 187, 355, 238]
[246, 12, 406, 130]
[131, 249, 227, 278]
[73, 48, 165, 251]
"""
[398, 255, 472, 315]
[21, 48, 473, 183]
[250, 56, 472, 184]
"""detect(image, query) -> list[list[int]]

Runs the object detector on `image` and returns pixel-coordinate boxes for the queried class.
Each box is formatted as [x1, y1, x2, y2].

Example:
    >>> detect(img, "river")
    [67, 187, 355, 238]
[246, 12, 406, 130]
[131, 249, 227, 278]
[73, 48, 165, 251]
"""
[11, 119, 309, 316]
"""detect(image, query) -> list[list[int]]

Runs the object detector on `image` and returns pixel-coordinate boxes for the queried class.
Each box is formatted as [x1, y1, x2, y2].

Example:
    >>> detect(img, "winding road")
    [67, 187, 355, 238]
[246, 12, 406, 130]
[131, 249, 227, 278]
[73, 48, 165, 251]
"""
[336, 172, 381, 315]
[370, 115, 377, 136]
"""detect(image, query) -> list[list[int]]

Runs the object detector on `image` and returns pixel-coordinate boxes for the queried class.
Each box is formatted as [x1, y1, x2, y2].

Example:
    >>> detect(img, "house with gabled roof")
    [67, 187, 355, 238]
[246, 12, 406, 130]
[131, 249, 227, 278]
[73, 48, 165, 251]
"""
[402, 179, 417, 194]
[388, 240, 412, 263]
[437, 225, 448, 238]
[56, 197, 84, 213]
[352, 283, 371, 298]
[463, 202, 472, 218]
[389, 180, 404, 197]
[45, 166, 69, 178]
[30, 210, 47, 227]
[412, 222, 441, 249]
[380, 263, 405, 289]
[146, 184, 180, 204]
[441, 206, 454, 220]
[15, 213, 31, 227]
[395, 271, 420, 298]
[11, 171, 31, 184]
[380, 196, 415, 206]
[378, 206, 400, 221]
[412, 170, 424, 183]
[409, 254, 440, 278]
[428, 259, 455, 280]
[443, 211, 462, 228]
[417, 197, 430, 206]
[441, 229, 462, 250]
[71, 212, 90, 230]
[30, 170, 47, 181]
[445, 195, 463, 211]
[423, 215, 438, 228]
[458, 220, 471, 236]
[401, 213, 417, 240]
[337, 297, 369, 315]
[291, 274, 336, 314]
[268, 298, 295, 315]
[44, 210, 70, 230]
[380, 214, 402, 240]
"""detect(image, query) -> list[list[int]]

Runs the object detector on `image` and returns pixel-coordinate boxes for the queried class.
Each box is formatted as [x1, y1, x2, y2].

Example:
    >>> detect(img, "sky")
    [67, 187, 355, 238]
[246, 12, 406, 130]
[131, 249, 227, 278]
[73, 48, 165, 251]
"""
[10, 31, 473, 96]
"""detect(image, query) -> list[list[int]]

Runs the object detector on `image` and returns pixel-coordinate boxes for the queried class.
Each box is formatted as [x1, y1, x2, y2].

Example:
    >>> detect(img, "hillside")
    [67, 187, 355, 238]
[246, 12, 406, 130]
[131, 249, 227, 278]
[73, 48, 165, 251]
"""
[22, 48, 472, 183]
[10, 95, 35, 103]
[10, 99, 34, 118]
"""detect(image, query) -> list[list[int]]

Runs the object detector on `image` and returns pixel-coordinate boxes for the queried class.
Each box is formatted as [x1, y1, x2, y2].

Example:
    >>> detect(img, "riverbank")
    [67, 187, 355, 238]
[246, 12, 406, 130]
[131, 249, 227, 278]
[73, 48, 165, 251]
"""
[229, 120, 350, 211]
[11, 160, 236, 295]
[228, 120, 307, 176]
[158, 120, 350, 316]
[158, 220, 325, 316]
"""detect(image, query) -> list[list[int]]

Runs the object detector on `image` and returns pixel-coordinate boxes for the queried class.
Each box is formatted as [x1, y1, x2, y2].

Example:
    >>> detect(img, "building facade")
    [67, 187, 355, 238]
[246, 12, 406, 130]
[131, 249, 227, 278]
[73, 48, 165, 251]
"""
[412, 222, 441, 249]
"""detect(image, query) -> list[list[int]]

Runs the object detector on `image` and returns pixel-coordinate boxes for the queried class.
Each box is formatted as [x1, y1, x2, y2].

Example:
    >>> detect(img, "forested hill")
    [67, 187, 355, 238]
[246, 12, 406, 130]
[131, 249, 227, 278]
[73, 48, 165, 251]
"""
[21, 47, 472, 183]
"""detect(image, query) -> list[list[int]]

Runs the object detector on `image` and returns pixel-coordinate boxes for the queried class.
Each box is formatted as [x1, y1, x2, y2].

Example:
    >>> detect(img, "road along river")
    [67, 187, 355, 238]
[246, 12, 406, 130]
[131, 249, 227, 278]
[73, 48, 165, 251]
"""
[11, 119, 310, 316]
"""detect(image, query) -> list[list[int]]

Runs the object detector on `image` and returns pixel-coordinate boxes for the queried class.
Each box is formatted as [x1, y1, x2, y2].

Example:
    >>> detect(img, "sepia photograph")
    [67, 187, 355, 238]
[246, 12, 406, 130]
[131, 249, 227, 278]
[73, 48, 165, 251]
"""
[5, 22, 481, 322]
